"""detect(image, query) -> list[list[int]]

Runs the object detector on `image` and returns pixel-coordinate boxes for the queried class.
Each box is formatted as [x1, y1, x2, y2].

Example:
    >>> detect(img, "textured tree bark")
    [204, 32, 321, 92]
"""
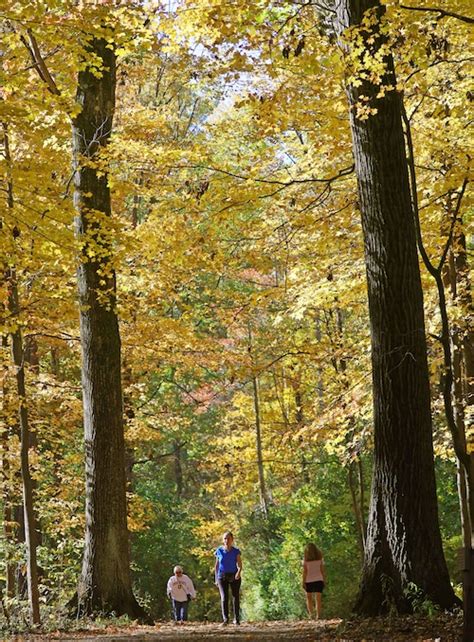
[334, 0, 458, 614]
[71, 36, 148, 621]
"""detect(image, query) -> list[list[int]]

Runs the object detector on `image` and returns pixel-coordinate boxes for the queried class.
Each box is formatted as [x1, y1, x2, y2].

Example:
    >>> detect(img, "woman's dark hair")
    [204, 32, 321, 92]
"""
[304, 542, 322, 561]
[223, 531, 234, 539]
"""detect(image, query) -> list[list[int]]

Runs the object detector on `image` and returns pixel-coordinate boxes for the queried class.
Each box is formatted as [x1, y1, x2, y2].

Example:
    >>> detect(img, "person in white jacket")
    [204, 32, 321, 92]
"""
[166, 565, 196, 624]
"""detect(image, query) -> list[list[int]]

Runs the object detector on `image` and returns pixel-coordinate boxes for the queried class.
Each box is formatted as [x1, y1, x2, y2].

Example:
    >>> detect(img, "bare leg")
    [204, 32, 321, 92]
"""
[315, 592, 322, 619]
[305, 592, 314, 618]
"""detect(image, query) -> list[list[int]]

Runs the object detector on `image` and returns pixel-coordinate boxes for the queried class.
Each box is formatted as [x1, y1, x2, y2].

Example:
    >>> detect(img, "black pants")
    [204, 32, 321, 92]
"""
[217, 575, 241, 623]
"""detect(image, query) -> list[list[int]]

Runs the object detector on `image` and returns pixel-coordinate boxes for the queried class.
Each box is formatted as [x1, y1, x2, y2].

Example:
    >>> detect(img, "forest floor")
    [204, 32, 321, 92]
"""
[12, 614, 463, 641]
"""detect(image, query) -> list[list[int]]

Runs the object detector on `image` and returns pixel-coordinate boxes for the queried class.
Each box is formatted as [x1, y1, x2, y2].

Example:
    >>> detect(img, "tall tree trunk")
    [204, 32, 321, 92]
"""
[348, 460, 366, 561]
[252, 374, 269, 517]
[404, 111, 472, 636]
[335, 307, 366, 558]
[71, 35, 147, 621]
[453, 225, 474, 642]
[442, 224, 471, 550]
[173, 440, 184, 499]
[442, 215, 473, 641]
[248, 325, 269, 516]
[294, 388, 310, 484]
[2, 123, 40, 624]
[12, 505, 27, 598]
[0, 344, 16, 601]
[50, 347, 61, 378]
[3, 507, 16, 600]
[314, 315, 324, 412]
[357, 457, 366, 544]
[334, 0, 457, 613]
[0, 418, 16, 598]
[8, 271, 41, 625]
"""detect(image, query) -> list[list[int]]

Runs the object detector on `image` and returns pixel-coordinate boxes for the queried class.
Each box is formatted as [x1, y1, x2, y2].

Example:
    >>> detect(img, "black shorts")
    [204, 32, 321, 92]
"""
[305, 581, 324, 593]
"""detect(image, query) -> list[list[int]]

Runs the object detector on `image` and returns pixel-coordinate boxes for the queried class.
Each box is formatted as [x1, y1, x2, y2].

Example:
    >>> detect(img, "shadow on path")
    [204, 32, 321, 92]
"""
[16, 614, 463, 641]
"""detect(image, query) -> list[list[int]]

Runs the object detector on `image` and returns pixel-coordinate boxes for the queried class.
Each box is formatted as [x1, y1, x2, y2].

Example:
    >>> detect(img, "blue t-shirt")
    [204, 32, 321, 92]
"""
[215, 545, 240, 575]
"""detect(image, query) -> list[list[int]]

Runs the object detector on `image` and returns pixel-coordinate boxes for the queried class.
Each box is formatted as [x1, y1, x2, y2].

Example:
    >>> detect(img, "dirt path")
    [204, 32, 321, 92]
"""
[12, 614, 462, 641]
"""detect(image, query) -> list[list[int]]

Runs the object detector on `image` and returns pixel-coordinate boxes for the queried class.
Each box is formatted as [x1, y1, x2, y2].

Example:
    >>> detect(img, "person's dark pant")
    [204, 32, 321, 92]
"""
[172, 599, 188, 621]
[217, 575, 241, 623]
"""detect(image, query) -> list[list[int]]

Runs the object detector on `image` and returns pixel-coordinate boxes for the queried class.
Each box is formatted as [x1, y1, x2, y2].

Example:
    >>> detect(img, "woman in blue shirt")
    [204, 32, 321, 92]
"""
[214, 531, 242, 625]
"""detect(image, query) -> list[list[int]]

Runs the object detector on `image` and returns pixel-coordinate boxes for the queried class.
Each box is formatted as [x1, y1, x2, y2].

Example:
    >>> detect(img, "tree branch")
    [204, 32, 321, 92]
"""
[400, 4, 474, 24]
[19, 29, 60, 95]
[192, 163, 355, 187]
[437, 179, 468, 273]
